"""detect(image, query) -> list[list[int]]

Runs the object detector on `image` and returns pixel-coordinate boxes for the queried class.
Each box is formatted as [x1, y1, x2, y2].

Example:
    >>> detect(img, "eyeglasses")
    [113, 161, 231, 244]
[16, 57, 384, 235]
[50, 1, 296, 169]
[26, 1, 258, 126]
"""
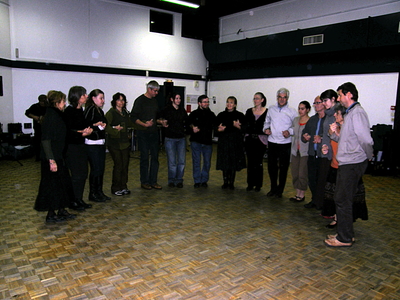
[313, 102, 323, 105]
[278, 96, 288, 100]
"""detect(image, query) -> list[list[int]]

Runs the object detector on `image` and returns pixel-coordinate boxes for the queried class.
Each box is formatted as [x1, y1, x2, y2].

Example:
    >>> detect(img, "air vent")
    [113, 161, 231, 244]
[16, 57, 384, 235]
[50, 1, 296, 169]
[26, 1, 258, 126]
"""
[303, 34, 324, 46]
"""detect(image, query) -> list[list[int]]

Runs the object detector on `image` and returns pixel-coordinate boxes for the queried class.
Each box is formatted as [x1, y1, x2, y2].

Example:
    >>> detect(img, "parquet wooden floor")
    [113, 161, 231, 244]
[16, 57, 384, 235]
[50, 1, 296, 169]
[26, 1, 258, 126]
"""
[0, 146, 399, 299]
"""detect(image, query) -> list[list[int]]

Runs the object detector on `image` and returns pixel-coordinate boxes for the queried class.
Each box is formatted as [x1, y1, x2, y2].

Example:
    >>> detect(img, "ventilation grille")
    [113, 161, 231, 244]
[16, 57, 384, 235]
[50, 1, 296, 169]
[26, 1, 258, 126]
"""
[303, 34, 324, 46]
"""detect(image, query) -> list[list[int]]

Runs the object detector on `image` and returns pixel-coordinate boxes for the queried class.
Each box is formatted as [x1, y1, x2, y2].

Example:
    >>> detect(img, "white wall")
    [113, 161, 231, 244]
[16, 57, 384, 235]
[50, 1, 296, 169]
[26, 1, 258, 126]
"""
[12, 68, 205, 135]
[208, 73, 398, 127]
[220, 0, 400, 43]
[0, 1, 12, 128]
[9, 0, 207, 75]
[2, 0, 208, 132]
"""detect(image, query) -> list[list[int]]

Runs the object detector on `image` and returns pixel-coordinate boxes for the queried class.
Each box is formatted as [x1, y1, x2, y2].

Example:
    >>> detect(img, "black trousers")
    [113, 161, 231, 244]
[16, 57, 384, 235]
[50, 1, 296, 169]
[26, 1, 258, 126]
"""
[267, 142, 291, 194]
[245, 136, 266, 188]
[108, 146, 130, 193]
[335, 160, 368, 243]
[66, 143, 88, 200]
[314, 157, 331, 209]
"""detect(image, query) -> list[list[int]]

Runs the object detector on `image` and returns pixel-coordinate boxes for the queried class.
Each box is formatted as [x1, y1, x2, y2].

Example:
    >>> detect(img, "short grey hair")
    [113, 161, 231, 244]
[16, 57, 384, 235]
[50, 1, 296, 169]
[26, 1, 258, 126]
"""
[276, 87, 290, 98]
[147, 80, 160, 90]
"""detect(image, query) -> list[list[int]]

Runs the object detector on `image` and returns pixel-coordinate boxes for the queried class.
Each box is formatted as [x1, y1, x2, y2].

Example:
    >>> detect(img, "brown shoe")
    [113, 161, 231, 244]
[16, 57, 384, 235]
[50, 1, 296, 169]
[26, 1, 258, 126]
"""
[327, 234, 355, 242]
[141, 184, 152, 190]
[151, 183, 162, 190]
[324, 237, 352, 247]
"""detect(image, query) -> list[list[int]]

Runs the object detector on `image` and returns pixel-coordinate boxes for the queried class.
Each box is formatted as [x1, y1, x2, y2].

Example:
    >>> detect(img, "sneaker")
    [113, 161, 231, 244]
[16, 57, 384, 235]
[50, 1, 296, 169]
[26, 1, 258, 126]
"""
[122, 189, 131, 195]
[114, 190, 124, 196]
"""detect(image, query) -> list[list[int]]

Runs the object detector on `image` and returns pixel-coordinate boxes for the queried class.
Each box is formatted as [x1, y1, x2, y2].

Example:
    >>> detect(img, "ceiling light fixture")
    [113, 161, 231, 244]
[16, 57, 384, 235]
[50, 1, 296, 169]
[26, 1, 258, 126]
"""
[160, 0, 199, 9]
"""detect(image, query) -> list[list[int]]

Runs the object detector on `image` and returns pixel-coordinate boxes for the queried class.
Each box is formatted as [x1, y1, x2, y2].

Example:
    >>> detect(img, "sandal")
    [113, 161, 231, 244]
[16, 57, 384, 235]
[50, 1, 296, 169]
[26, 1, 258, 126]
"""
[326, 218, 337, 229]
[290, 196, 305, 202]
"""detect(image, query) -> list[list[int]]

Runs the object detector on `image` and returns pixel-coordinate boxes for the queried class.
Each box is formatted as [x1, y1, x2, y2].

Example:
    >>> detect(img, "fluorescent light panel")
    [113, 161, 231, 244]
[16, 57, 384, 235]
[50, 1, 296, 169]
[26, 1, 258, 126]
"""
[160, 0, 199, 9]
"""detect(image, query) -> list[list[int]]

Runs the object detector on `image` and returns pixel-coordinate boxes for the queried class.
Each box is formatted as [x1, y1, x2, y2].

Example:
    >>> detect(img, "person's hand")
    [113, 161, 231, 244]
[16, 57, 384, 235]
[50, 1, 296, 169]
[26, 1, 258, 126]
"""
[192, 126, 200, 133]
[233, 120, 241, 129]
[322, 144, 329, 155]
[93, 121, 106, 128]
[303, 133, 311, 141]
[264, 128, 271, 135]
[79, 127, 93, 137]
[218, 123, 226, 132]
[144, 119, 154, 127]
[161, 119, 168, 128]
[330, 122, 338, 133]
[313, 135, 321, 144]
[114, 125, 124, 131]
[282, 130, 290, 138]
[49, 160, 57, 172]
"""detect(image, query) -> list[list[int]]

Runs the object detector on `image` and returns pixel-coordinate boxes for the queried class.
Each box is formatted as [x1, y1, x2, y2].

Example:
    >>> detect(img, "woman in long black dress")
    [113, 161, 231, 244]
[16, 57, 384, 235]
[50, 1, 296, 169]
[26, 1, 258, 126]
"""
[244, 92, 268, 192]
[216, 96, 246, 189]
[34, 91, 76, 223]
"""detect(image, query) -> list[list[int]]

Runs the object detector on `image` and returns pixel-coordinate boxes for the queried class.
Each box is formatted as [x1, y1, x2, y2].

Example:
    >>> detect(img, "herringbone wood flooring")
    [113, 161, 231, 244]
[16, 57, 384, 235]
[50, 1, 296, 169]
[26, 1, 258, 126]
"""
[1, 146, 399, 299]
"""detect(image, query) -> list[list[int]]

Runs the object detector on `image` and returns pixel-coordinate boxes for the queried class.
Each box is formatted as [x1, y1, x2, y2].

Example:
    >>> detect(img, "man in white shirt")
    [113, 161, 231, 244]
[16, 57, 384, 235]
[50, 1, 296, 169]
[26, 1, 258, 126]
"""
[263, 88, 297, 198]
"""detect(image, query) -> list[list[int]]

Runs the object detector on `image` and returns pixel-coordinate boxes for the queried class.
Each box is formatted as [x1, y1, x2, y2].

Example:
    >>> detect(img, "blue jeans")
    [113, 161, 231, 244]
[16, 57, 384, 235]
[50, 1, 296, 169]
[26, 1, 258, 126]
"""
[165, 137, 186, 184]
[137, 131, 159, 185]
[191, 141, 212, 184]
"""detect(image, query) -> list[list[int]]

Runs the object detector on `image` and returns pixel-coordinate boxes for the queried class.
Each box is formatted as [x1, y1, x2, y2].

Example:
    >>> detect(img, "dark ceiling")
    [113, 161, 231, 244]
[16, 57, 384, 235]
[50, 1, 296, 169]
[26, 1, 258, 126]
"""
[118, 0, 282, 17]
[117, 0, 283, 39]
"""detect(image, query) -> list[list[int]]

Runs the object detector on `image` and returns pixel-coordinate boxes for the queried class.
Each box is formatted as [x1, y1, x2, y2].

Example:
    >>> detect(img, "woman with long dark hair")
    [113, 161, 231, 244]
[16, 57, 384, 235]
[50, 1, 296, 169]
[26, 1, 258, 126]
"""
[289, 100, 311, 202]
[84, 89, 110, 202]
[64, 86, 93, 210]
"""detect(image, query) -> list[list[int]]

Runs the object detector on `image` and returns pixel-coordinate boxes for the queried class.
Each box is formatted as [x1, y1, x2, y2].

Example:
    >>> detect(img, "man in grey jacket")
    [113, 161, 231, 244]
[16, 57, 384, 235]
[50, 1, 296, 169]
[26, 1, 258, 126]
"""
[324, 82, 373, 247]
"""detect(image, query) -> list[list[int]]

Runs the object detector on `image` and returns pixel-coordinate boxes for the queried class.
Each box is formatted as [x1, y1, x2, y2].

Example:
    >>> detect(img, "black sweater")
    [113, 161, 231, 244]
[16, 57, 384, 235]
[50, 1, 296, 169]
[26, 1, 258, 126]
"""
[187, 107, 216, 145]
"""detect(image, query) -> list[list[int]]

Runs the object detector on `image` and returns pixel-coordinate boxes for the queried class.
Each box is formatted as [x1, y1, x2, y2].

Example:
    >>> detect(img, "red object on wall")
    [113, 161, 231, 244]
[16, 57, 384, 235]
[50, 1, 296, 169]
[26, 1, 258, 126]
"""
[186, 105, 191, 113]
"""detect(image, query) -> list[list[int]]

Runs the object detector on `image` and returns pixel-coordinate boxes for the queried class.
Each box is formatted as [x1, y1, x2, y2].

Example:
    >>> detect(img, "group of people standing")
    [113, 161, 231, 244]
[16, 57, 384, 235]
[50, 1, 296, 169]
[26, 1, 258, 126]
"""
[285, 83, 373, 247]
[33, 87, 133, 223]
[30, 80, 373, 248]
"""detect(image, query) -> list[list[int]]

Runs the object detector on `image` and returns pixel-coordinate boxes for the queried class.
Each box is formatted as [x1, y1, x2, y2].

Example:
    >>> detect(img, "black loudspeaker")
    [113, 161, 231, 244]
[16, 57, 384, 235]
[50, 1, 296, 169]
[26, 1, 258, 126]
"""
[8, 123, 22, 134]
[164, 81, 174, 98]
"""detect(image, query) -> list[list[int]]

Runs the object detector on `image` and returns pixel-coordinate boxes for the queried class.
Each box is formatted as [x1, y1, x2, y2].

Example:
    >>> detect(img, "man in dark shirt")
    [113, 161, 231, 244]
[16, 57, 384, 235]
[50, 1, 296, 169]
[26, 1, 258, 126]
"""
[186, 95, 216, 188]
[25, 94, 48, 160]
[130, 81, 163, 190]
[301, 96, 326, 209]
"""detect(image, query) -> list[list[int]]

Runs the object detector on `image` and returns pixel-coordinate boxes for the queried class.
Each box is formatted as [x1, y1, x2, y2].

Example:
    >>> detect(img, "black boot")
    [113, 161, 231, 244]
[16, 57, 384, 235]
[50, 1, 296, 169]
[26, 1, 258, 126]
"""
[76, 198, 92, 209]
[89, 176, 106, 202]
[229, 171, 236, 190]
[58, 208, 77, 219]
[98, 175, 111, 201]
[69, 200, 85, 211]
[221, 171, 229, 189]
[46, 210, 65, 223]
